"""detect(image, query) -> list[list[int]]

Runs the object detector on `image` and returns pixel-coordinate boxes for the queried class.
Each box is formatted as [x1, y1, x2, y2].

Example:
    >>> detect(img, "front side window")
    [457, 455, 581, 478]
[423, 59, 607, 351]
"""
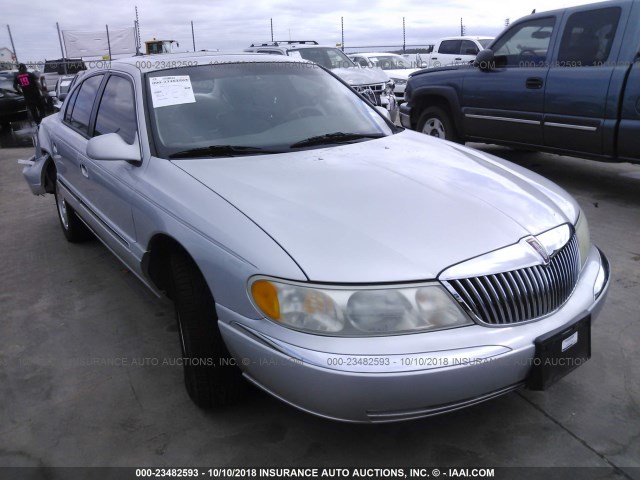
[557, 7, 621, 66]
[94, 75, 137, 144]
[493, 17, 556, 66]
[147, 62, 393, 159]
[67, 74, 104, 135]
[438, 40, 461, 55]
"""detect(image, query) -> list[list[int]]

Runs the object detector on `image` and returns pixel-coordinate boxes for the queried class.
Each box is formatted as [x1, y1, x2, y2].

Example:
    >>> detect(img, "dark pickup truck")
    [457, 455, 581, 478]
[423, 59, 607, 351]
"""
[400, 0, 640, 164]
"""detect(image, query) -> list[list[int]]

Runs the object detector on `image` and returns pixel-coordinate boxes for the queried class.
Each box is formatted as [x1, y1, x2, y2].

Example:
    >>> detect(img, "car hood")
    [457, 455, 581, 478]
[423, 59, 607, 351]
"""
[174, 132, 576, 283]
[332, 67, 389, 86]
[383, 69, 420, 80]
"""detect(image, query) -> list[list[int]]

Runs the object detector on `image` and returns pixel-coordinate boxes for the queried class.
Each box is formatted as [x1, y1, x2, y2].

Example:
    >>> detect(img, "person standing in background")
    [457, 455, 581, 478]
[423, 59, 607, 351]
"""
[13, 64, 46, 125]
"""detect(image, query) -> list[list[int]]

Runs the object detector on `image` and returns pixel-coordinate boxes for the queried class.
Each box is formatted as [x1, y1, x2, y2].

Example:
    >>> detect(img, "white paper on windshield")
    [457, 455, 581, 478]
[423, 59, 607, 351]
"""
[288, 50, 302, 59]
[150, 75, 196, 108]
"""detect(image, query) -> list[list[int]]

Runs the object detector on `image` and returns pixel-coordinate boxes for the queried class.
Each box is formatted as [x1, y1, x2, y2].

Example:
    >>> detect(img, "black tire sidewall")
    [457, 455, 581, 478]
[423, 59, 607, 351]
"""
[417, 107, 460, 143]
[169, 250, 244, 408]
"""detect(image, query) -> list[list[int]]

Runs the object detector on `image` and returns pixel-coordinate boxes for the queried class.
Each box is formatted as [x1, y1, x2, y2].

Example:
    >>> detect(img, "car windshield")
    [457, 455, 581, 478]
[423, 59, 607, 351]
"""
[368, 55, 414, 69]
[147, 62, 394, 159]
[288, 47, 356, 69]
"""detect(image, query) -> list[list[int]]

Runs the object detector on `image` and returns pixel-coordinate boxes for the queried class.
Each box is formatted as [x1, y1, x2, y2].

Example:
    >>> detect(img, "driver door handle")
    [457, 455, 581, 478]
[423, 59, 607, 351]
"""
[526, 77, 544, 89]
[80, 163, 89, 178]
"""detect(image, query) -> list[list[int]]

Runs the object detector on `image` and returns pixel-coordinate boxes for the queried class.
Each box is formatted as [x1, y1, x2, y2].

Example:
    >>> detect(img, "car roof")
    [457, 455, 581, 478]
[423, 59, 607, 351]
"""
[100, 52, 313, 74]
[246, 43, 341, 51]
[349, 53, 403, 57]
[439, 36, 494, 41]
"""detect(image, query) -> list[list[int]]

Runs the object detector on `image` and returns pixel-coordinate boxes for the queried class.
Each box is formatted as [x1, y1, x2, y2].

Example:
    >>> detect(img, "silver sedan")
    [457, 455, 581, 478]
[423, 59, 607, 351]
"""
[22, 53, 609, 422]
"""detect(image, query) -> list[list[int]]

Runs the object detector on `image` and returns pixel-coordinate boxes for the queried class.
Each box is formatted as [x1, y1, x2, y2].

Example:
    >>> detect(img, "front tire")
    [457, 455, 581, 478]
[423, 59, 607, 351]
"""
[169, 250, 245, 409]
[417, 106, 461, 143]
[54, 179, 93, 242]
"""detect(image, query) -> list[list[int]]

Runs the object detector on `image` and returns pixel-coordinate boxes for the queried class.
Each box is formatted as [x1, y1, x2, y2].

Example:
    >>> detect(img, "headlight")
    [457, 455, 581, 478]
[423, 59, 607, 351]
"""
[249, 278, 472, 336]
[575, 210, 591, 269]
[390, 78, 407, 86]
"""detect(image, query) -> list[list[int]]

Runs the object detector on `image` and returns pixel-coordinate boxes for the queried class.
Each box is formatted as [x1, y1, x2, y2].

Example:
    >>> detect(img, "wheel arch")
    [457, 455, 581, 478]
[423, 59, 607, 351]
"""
[143, 233, 199, 301]
[410, 86, 464, 138]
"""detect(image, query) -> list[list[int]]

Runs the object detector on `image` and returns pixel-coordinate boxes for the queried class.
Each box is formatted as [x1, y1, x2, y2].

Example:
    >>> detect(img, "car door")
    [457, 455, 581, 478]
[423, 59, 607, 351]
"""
[77, 73, 140, 262]
[461, 16, 558, 146]
[459, 40, 480, 64]
[54, 73, 105, 210]
[543, 4, 626, 156]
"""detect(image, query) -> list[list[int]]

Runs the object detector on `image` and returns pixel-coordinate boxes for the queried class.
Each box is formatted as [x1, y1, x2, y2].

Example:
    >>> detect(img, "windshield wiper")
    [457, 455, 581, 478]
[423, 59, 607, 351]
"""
[290, 132, 385, 149]
[169, 145, 280, 159]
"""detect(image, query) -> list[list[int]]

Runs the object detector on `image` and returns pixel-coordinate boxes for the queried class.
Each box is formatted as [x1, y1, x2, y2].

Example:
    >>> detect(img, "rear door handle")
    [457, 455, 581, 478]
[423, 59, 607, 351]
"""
[455, 57, 462, 60]
[80, 163, 89, 178]
[526, 77, 544, 89]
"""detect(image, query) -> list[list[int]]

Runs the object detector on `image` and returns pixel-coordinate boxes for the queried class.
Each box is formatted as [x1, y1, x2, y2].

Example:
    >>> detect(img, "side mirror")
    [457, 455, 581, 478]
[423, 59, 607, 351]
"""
[474, 49, 496, 71]
[87, 133, 141, 163]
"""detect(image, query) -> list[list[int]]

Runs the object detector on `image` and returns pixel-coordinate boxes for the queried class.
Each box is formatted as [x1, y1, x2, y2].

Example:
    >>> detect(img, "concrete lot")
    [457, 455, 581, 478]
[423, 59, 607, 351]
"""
[0, 138, 639, 474]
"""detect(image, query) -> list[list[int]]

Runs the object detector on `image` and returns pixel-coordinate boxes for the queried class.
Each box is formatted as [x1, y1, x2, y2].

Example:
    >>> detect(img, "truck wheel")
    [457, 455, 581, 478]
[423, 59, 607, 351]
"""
[55, 179, 93, 242]
[169, 250, 245, 409]
[417, 107, 461, 143]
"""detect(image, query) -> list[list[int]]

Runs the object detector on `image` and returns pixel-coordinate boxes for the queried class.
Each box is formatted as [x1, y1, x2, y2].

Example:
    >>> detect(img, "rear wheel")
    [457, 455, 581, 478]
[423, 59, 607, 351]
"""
[417, 106, 461, 143]
[54, 179, 93, 242]
[169, 250, 245, 409]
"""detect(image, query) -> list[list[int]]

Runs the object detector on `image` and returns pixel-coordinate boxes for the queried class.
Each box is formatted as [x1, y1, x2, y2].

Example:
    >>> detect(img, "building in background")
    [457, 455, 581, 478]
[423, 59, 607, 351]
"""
[0, 47, 16, 70]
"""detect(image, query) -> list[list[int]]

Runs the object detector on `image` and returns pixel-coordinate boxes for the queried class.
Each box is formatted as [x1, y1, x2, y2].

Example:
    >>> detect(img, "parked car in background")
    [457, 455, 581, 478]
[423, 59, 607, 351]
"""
[348, 52, 421, 101]
[0, 74, 27, 129]
[423, 36, 493, 68]
[245, 41, 397, 120]
[401, 0, 640, 164]
[52, 74, 79, 111]
[22, 52, 609, 423]
[42, 58, 86, 95]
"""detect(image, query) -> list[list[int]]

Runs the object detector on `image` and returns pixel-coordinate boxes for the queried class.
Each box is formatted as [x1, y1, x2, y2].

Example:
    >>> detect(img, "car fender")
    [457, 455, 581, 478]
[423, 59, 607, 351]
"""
[410, 85, 464, 135]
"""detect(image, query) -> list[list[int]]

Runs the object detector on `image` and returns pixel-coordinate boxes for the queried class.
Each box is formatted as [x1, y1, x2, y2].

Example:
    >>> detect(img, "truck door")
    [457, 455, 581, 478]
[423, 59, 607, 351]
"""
[430, 40, 461, 67]
[618, 61, 640, 162]
[543, 5, 625, 156]
[461, 16, 557, 146]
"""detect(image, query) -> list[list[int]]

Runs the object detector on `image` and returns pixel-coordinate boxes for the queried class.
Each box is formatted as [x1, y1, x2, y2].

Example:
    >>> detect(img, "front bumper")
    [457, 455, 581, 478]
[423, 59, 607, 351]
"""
[218, 245, 609, 423]
[22, 152, 50, 195]
[399, 102, 412, 129]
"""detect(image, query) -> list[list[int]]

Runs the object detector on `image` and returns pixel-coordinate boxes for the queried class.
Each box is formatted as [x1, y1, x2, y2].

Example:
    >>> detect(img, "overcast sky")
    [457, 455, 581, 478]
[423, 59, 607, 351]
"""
[2, 0, 600, 62]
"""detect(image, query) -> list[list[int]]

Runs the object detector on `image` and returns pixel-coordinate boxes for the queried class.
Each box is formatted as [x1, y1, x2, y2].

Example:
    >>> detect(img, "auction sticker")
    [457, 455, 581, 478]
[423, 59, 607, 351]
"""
[150, 76, 196, 108]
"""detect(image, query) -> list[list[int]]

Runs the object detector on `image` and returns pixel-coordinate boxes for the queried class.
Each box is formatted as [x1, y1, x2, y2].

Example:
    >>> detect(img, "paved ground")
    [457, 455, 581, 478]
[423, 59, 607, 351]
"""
[0, 138, 639, 475]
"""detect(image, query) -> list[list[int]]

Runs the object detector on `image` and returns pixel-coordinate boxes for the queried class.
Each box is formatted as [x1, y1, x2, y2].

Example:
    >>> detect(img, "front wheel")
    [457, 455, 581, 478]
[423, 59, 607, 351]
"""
[417, 107, 461, 143]
[169, 250, 245, 409]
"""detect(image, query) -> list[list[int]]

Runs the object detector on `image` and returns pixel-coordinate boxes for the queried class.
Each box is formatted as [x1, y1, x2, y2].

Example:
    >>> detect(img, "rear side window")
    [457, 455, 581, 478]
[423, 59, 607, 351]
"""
[63, 87, 80, 123]
[557, 7, 621, 66]
[439, 40, 461, 54]
[67, 75, 104, 135]
[94, 75, 137, 145]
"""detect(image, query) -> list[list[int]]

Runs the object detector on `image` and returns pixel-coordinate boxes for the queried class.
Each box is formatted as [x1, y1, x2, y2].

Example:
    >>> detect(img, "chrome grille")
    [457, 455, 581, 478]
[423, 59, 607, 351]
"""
[353, 83, 385, 93]
[445, 235, 580, 325]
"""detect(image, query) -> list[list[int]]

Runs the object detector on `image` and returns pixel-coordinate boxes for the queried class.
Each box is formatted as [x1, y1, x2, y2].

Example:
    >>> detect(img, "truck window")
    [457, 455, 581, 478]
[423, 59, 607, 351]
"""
[439, 40, 461, 54]
[460, 40, 479, 55]
[557, 7, 621, 66]
[492, 17, 555, 67]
